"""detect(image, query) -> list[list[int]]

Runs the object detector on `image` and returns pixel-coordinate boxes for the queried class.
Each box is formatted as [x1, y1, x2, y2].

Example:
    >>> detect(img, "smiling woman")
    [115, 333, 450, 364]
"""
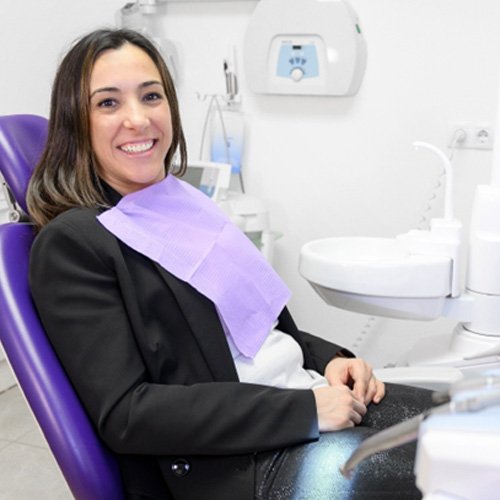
[89, 44, 173, 195]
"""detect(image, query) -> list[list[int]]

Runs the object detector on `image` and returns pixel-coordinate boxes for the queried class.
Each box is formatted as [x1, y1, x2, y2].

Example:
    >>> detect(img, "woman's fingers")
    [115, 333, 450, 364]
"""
[325, 357, 386, 405]
[313, 385, 367, 432]
[373, 378, 386, 404]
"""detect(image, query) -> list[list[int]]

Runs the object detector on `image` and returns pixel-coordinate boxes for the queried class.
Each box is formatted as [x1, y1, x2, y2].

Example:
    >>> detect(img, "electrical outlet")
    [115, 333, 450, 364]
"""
[449, 123, 494, 150]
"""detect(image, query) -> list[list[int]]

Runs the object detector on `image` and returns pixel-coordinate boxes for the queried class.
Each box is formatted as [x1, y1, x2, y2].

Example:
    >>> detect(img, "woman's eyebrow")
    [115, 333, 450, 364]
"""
[90, 80, 163, 99]
[90, 86, 119, 99]
[140, 80, 163, 89]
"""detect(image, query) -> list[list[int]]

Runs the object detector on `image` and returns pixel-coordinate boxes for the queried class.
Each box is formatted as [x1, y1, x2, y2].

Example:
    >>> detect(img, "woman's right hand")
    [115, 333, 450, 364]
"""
[313, 385, 367, 432]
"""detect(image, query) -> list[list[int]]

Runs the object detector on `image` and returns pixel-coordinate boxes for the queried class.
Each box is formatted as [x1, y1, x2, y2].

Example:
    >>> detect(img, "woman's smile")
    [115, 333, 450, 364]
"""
[118, 139, 157, 154]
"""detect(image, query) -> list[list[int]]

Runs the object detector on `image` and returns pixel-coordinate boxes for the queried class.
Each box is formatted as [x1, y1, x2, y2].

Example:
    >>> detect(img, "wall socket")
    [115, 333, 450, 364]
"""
[449, 123, 494, 150]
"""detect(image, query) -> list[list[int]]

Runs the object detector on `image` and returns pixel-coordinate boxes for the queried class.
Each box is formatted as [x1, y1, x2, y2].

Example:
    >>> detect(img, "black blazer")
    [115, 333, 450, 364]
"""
[30, 201, 347, 499]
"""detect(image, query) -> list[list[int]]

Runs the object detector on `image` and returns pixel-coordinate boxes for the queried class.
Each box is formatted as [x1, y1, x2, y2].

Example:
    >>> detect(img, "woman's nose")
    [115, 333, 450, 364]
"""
[123, 102, 150, 130]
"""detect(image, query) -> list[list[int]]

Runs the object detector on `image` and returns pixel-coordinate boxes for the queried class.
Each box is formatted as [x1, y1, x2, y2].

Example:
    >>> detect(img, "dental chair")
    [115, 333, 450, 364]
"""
[0, 114, 124, 499]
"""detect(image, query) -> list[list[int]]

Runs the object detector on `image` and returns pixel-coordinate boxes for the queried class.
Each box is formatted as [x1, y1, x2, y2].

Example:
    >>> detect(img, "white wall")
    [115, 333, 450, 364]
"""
[2, 0, 499, 367]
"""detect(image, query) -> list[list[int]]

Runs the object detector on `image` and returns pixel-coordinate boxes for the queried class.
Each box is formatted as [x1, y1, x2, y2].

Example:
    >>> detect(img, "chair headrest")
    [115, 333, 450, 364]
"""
[0, 114, 48, 215]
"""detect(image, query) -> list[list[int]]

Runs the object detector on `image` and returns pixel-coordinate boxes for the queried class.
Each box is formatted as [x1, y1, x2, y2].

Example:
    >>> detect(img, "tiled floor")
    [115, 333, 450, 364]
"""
[0, 362, 72, 499]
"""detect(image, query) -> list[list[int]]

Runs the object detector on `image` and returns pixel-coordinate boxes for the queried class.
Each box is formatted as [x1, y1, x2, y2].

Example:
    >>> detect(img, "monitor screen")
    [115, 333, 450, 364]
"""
[181, 161, 231, 200]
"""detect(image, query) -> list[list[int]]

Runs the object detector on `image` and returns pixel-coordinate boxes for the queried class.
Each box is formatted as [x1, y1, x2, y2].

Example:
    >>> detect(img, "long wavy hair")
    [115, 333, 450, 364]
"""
[27, 28, 187, 230]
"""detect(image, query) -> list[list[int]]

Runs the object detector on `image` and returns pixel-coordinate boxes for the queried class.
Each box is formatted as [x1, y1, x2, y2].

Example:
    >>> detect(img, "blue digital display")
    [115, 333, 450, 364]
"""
[276, 43, 319, 79]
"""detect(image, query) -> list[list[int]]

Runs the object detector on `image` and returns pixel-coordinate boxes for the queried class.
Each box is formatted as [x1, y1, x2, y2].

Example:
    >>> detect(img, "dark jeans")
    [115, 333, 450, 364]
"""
[255, 383, 436, 500]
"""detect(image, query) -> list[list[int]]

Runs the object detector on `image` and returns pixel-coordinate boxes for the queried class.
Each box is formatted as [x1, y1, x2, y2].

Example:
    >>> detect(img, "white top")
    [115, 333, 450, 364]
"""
[227, 328, 329, 390]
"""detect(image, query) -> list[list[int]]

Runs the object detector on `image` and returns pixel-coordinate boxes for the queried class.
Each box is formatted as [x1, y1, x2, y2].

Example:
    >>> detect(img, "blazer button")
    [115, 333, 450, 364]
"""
[171, 458, 191, 477]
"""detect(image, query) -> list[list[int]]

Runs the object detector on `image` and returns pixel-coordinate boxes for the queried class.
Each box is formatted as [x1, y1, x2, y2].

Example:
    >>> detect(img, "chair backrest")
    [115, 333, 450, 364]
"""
[0, 114, 124, 500]
[0, 114, 47, 215]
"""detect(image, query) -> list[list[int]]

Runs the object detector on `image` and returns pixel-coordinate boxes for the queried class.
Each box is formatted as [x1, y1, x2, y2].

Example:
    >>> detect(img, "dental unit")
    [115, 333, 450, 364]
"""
[300, 129, 500, 384]
[298, 75, 500, 499]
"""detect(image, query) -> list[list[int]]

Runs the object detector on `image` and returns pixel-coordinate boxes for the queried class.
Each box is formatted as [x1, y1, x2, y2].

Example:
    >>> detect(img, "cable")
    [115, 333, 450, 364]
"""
[198, 94, 246, 193]
[448, 128, 466, 162]
[414, 141, 454, 220]
[349, 315, 378, 353]
[198, 95, 216, 160]
[416, 129, 465, 230]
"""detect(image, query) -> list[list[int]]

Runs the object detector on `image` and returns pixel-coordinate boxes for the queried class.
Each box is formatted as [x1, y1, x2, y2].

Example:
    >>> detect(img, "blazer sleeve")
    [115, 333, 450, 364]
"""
[277, 307, 355, 374]
[29, 213, 320, 457]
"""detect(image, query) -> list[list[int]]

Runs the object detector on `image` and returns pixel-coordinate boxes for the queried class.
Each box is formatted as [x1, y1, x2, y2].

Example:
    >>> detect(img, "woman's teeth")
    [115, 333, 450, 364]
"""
[120, 140, 154, 153]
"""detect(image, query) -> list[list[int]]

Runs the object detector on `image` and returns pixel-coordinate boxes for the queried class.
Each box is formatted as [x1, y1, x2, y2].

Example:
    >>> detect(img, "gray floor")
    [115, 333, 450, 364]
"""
[0, 361, 72, 499]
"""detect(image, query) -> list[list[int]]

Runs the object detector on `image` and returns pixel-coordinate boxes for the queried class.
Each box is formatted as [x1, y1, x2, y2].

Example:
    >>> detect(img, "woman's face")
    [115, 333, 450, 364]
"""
[89, 43, 173, 195]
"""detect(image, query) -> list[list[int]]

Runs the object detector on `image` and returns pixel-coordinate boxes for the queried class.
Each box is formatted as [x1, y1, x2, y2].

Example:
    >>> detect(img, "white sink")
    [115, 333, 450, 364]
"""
[299, 237, 453, 319]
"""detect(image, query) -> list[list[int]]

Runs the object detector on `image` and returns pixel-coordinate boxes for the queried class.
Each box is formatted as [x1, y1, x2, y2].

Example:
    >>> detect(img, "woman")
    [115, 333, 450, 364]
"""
[28, 28, 434, 499]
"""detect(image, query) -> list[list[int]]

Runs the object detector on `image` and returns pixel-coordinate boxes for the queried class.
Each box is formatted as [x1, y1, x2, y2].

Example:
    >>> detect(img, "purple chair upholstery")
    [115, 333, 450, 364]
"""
[0, 115, 124, 499]
[0, 114, 47, 215]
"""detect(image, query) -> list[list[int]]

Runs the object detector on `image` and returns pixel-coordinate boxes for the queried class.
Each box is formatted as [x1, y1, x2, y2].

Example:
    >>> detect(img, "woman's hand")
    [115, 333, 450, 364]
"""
[313, 385, 366, 432]
[324, 357, 385, 405]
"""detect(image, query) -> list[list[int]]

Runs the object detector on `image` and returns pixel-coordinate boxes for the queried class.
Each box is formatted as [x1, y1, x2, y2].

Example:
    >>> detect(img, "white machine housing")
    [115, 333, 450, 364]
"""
[244, 0, 367, 96]
[415, 375, 500, 499]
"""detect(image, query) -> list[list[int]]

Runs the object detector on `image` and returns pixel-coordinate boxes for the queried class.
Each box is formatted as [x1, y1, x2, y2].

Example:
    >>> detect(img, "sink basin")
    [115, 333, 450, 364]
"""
[299, 237, 453, 319]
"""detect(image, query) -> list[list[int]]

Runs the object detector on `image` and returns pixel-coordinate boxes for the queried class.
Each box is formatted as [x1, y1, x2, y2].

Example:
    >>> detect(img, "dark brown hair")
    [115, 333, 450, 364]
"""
[27, 28, 187, 230]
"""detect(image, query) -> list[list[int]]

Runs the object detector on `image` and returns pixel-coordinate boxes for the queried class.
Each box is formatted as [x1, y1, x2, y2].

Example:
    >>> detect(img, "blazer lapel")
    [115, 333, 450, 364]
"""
[152, 263, 239, 383]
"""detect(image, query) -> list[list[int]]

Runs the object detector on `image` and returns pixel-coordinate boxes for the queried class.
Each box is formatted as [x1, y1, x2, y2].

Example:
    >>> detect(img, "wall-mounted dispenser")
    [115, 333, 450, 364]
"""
[243, 0, 367, 96]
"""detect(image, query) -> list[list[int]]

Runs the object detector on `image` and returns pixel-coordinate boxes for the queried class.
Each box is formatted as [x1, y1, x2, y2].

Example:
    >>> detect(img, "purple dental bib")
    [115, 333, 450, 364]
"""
[97, 175, 291, 358]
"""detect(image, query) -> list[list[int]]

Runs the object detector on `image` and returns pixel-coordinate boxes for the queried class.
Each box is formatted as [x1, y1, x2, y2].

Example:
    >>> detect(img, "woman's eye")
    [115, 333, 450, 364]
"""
[143, 92, 163, 102]
[97, 98, 117, 108]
